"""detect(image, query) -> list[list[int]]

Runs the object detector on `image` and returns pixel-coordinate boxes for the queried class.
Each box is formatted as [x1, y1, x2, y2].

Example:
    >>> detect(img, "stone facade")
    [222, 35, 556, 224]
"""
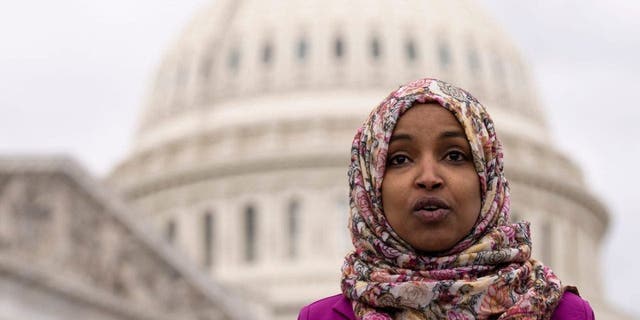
[0, 156, 252, 320]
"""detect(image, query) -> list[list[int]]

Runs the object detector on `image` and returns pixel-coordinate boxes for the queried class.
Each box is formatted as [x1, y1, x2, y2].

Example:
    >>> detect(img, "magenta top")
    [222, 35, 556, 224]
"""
[298, 291, 594, 320]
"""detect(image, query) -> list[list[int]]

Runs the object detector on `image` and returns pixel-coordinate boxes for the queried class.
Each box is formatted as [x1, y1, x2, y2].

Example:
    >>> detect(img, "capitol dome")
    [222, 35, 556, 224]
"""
[109, 1, 620, 319]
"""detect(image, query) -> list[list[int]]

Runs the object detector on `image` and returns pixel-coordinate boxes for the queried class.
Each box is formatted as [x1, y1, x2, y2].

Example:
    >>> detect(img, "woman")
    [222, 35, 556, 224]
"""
[298, 78, 594, 319]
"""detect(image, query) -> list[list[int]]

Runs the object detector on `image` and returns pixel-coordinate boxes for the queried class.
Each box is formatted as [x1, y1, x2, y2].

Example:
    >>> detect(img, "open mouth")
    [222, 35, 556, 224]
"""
[413, 197, 450, 212]
[412, 197, 450, 223]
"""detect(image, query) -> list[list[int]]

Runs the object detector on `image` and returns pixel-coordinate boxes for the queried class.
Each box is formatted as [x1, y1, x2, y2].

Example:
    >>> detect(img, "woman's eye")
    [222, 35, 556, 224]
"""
[388, 154, 409, 166]
[445, 151, 466, 162]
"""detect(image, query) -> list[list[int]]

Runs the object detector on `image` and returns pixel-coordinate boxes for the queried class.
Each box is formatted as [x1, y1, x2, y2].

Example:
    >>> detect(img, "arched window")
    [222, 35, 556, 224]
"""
[244, 205, 256, 262]
[262, 42, 274, 66]
[287, 200, 300, 258]
[468, 47, 481, 74]
[370, 36, 381, 60]
[334, 36, 345, 59]
[297, 38, 308, 62]
[438, 40, 451, 70]
[228, 47, 241, 72]
[165, 219, 177, 243]
[203, 211, 214, 267]
[262, 41, 273, 66]
[405, 39, 417, 62]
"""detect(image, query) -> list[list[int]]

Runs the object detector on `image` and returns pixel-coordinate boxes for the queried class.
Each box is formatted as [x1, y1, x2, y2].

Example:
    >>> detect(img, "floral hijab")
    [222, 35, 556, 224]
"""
[341, 78, 563, 319]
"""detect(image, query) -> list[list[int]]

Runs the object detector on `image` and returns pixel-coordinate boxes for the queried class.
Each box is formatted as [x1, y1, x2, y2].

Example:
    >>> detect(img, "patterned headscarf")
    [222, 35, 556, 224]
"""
[341, 78, 563, 320]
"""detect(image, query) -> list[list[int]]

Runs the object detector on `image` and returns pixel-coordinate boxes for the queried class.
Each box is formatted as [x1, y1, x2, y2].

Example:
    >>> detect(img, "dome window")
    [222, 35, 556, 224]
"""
[468, 47, 481, 74]
[244, 205, 257, 262]
[287, 200, 300, 258]
[165, 219, 177, 243]
[297, 38, 308, 62]
[203, 211, 214, 267]
[370, 37, 382, 60]
[262, 42, 274, 66]
[406, 39, 417, 62]
[438, 40, 452, 70]
[334, 36, 345, 59]
[227, 47, 241, 72]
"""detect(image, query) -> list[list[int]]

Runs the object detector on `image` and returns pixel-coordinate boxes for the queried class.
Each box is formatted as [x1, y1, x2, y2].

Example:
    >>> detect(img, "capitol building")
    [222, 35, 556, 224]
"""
[0, 0, 633, 319]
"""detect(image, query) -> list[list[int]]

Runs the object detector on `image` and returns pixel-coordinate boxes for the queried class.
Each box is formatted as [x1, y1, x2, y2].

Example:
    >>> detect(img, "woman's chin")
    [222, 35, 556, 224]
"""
[412, 240, 456, 256]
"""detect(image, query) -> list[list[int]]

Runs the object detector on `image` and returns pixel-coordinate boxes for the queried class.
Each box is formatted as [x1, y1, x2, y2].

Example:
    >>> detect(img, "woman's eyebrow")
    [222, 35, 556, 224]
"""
[440, 130, 466, 139]
[389, 133, 412, 144]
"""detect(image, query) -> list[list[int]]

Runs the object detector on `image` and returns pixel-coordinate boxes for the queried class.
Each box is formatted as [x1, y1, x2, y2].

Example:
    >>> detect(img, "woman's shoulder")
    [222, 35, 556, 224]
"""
[297, 294, 355, 320]
[551, 290, 595, 320]
[297, 290, 593, 320]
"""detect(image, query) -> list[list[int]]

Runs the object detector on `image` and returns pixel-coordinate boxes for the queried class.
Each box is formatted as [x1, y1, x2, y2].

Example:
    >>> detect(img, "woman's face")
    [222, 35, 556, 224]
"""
[381, 103, 481, 253]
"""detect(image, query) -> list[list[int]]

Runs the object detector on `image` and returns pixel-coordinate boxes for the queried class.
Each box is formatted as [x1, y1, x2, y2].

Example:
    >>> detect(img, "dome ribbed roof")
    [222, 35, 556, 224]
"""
[134, 0, 549, 151]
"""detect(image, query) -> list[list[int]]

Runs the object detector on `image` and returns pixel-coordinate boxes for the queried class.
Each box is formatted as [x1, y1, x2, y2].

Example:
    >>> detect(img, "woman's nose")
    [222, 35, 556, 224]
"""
[414, 159, 443, 190]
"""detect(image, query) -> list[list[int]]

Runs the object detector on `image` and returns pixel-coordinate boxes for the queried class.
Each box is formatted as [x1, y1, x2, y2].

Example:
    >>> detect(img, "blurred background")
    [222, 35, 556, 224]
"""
[0, 1, 638, 319]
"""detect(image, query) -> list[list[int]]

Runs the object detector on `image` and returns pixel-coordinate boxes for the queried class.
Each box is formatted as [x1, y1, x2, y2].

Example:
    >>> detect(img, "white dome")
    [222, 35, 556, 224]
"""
[133, 0, 548, 154]
[109, 1, 618, 319]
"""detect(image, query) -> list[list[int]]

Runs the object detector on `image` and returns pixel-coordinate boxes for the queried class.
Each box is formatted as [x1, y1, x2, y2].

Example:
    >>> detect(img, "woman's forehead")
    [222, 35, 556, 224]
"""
[393, 103, 464, 132]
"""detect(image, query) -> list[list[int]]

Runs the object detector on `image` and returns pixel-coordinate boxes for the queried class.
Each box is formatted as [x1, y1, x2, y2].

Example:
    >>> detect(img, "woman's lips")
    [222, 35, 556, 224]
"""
[413, 208, 450, 223]
[412, 197, 451, 223]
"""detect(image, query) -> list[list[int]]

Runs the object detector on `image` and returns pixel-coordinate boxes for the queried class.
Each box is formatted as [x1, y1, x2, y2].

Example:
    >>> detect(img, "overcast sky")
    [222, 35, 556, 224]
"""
[480, 1, 640, 316]
[1, 0, 638, 316]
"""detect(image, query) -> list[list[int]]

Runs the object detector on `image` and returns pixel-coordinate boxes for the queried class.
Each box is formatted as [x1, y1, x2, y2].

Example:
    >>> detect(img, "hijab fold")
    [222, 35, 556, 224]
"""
[341, 78, 563, 320]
